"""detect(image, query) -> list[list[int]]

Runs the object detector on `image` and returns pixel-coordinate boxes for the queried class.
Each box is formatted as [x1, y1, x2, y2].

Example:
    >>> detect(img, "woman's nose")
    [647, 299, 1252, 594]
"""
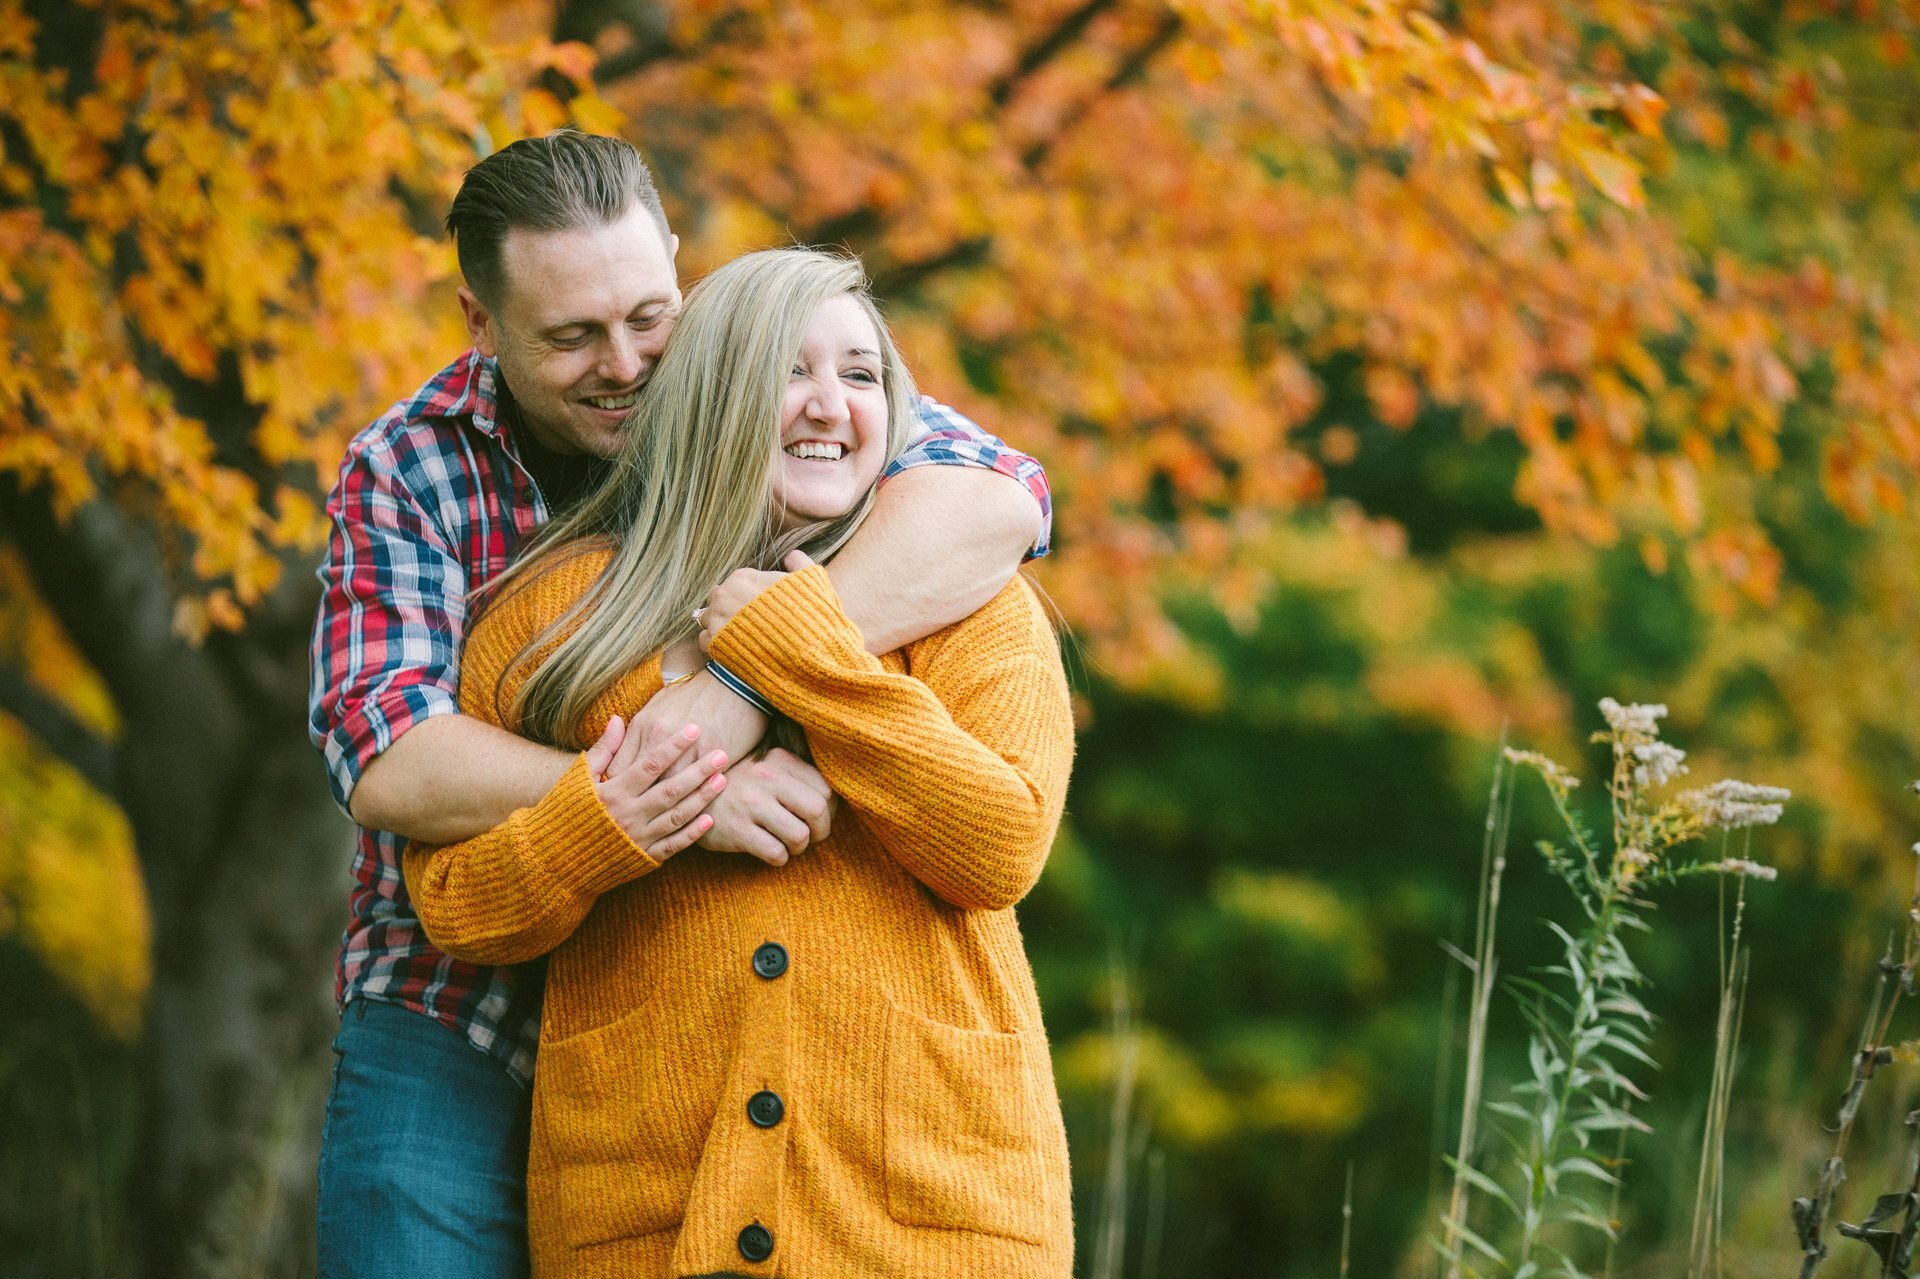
[808, 378, 849, 424]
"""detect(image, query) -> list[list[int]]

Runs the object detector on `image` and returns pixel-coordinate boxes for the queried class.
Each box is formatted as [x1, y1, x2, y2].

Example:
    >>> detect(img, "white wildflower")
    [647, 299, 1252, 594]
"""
[1707, 857, 1779, 882]
[1615, 846, 1655, 885]
[1677, 779, 1790, 829]
[1631, 741, 1688, 787]
[1599, 697, 1668, 736]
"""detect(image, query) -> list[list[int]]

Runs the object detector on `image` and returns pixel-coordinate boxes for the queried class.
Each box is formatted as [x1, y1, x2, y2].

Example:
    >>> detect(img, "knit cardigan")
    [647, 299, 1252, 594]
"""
[402, 553, 1076, 1279]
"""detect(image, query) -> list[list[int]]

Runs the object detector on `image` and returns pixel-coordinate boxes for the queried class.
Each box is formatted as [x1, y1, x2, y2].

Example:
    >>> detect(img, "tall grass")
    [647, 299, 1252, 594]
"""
[1438, 740, 1513, 1279]
[1687, 872, 1751, 1279]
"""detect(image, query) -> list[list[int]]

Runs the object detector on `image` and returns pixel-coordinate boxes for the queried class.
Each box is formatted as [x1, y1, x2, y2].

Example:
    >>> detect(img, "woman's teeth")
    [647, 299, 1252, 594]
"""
[584, 392, 639, 411]
[784, 442, 845, 460]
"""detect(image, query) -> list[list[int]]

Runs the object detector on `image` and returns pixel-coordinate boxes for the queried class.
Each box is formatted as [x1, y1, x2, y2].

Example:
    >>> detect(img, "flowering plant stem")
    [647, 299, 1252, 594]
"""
[1444, 699, 1784, 1279]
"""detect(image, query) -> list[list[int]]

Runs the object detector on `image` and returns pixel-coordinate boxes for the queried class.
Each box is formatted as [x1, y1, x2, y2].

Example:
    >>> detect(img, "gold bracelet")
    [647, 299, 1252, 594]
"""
[660, 668, 700, 689]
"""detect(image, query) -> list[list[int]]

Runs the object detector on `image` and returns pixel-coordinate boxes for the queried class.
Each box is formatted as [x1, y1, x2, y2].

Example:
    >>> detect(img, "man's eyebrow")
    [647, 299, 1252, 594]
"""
[538, 297, 676, 336]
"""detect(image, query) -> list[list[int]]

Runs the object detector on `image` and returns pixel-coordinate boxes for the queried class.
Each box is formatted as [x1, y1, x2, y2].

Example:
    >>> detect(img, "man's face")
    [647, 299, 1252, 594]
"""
[458, 206, 681, 458]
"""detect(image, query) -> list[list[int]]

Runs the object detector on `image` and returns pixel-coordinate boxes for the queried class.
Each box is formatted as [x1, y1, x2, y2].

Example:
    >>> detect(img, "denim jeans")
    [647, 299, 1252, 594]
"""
[316, 998, 533, 1279]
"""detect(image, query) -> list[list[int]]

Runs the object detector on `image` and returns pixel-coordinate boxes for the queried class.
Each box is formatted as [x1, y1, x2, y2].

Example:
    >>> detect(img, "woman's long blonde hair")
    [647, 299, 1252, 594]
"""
[493, 247, 917, 747]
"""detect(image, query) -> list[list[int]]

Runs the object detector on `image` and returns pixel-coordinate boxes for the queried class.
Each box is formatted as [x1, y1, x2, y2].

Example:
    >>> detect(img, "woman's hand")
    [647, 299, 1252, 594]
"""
[696, 551, 814, 652]
[586, 717, 730, 861]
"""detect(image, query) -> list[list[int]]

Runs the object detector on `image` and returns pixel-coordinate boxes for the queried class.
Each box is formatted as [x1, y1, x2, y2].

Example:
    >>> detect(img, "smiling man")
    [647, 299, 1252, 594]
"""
[306, 132, 1051, 1279]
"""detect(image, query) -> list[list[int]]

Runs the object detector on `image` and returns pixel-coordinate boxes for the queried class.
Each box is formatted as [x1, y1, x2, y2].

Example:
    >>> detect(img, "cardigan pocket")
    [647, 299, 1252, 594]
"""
[536, 1003, 716, 1248]
[882, 1005, 1051, 1244]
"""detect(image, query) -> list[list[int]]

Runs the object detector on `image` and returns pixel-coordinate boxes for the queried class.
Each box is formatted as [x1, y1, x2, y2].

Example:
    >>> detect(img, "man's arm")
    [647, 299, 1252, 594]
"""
[308, 431, 599, 845]
[834, 393, 1049, 651]
[350, 715, 575, 845]
[824, 464, 1040, 654]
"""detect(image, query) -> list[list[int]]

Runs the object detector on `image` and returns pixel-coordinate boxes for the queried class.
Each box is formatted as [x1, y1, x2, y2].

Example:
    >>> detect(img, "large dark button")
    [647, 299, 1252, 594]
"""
[751, 942, 788, 980]
[738, 1223, 774, 1262]
[747, 1090, 785, 1128]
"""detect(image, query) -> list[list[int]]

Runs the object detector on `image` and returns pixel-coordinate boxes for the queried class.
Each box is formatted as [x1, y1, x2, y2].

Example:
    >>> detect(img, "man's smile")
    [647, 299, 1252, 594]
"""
[581, 388, 641, 416]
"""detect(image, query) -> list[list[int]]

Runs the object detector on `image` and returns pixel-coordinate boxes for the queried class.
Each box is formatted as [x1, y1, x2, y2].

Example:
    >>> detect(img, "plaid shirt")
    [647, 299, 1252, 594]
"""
[307, 350, 1052, 1083]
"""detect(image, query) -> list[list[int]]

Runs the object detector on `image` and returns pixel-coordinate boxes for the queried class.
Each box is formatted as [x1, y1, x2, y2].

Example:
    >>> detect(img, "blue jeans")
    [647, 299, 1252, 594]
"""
[316, 998, 533, 1279]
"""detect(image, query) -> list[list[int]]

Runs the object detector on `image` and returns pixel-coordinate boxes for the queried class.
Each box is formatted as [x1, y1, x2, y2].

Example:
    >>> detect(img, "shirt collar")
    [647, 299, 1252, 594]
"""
[410, 348, 506, 439]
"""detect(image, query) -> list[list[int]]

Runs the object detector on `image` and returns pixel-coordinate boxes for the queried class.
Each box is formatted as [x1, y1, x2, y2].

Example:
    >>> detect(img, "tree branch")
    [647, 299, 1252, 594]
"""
[870, 236, 993, 299]
[1023, 10, 1183, 170]
[988, 0, 1120, 108]
[0, 476, 193, 721]
[0, 662, 117, 796]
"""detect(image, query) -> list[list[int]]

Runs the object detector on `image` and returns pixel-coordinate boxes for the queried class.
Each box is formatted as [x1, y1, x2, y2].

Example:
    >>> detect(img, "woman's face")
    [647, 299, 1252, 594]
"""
[774, 292, 891, 533]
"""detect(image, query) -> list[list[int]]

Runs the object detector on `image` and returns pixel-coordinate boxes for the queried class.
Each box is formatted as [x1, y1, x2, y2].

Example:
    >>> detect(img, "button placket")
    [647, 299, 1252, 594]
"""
[676, 884, 794, 1274]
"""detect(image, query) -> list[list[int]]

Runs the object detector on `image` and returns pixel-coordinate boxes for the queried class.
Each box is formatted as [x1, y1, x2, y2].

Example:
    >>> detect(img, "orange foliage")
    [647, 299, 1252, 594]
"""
[574, 0, 1920, 663]
[0, 0, 1916, 663]
[0, 0, 619, 632]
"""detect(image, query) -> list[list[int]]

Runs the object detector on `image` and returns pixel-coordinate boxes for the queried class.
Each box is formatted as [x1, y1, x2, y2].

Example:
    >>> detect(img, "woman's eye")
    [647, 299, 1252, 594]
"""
[846, 369, 877, 384]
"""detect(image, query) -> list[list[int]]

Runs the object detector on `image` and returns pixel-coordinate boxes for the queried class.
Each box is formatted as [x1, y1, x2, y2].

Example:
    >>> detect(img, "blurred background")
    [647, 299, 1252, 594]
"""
[5, 0, 1920, 1275]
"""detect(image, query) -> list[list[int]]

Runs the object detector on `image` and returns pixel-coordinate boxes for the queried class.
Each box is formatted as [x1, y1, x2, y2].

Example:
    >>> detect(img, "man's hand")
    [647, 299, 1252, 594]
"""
[630, 668, 770, 769]
[698, 747, 834, 867]
[586, 717, 730, 862]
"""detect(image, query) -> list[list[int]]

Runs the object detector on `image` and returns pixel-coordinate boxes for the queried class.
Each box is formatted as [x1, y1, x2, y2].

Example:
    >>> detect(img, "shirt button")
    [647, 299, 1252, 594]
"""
[738, 1223, 774, 1262]
[747, 1090, 785, 1128]
[751, 942, 788, 980]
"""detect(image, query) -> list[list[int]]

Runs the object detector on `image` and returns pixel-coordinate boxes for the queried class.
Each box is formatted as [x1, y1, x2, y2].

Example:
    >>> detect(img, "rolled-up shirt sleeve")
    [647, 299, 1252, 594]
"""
[307, 436, 467, 814]
[886, 396, 1053, 560]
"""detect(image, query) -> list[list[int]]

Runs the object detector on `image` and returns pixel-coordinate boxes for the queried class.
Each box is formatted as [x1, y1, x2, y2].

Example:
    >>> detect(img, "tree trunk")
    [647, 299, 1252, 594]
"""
[128, 664, 349, 1279]
[4, 484, 352, 1277]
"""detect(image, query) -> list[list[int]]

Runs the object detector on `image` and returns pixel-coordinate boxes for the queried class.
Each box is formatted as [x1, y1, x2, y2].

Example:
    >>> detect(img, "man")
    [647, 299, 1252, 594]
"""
[306, 131, 1050, 1278]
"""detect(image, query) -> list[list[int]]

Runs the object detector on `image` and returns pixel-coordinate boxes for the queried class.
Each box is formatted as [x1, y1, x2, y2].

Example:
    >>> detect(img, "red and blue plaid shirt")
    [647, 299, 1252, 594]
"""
[307, 350, 1051, 1082]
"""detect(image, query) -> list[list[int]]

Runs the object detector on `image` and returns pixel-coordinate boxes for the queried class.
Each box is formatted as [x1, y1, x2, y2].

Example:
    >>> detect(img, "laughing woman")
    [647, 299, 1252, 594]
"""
[401, 247, 1075, 1278]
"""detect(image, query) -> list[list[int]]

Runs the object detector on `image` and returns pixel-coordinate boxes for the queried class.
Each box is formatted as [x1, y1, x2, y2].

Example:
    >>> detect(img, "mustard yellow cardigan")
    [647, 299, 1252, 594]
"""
[403, 554, 1076, 1278]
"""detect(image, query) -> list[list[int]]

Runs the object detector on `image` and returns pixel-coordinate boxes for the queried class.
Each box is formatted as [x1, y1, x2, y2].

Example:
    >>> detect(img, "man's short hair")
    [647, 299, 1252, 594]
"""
[445, 130, 671, 307]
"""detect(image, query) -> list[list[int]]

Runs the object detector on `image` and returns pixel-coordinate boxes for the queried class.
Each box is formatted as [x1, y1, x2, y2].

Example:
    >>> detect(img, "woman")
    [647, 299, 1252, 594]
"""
[402, 247, 1074, 1278]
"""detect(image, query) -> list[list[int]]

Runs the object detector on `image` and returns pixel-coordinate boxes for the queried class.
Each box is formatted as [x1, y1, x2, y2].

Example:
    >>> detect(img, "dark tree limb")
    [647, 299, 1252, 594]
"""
[870, 236, 994, 299]
[987, 0, 1121, 108]
[0, 476, 190, 720]
[1023, 10, 1183, 170]
[546, 0, 751, 91]
[0, 661, 118, 797]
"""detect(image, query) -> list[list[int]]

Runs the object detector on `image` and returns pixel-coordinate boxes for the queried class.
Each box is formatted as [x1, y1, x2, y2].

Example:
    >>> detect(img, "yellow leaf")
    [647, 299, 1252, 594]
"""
[568, 93, 625, 135]
[1619, 84, 1668, 138]
[1494, 164, 1531, 210]
[1571, 140, 1644, 208]
[1531, 157, 1574, 210]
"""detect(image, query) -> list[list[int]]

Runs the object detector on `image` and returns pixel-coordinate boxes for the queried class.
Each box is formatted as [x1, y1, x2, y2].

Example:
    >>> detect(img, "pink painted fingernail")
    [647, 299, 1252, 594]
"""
[683, 724, 701, 740]
[709, 751, 728, 769]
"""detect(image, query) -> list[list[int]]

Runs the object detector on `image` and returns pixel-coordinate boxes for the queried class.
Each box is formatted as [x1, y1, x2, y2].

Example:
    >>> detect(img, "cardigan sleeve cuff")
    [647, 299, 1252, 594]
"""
[706, 565, 873, 710]
[525, 753, 662, 895]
